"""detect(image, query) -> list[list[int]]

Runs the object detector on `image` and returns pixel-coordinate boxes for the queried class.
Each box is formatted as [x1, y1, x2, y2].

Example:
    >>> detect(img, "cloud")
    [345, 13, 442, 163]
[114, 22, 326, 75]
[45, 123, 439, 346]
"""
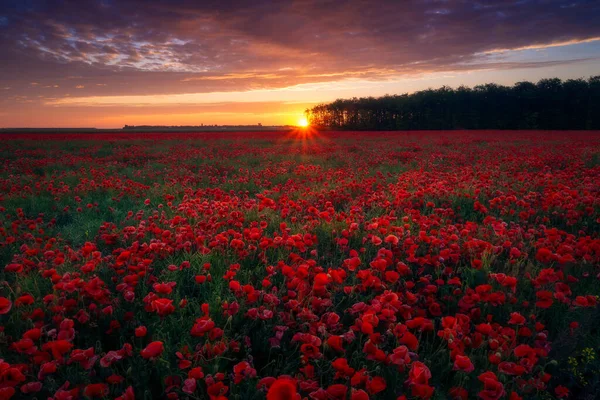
[44, 81, 371, 106]
[44, 56, 597, 108]
[480, 36, 600, 55]
[181, 73, 288, 82]
[2, 1, 599, 79]
[0, 0, 598, 126]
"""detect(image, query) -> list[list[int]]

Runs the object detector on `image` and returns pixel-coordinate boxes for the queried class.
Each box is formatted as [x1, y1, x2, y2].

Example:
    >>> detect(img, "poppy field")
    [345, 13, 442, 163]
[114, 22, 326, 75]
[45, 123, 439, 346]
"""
[1, 130, 599, 400]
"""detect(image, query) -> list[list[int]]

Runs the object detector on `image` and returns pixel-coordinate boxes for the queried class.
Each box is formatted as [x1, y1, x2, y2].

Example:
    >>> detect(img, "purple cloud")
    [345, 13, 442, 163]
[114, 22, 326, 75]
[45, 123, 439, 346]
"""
[0, 0, 598, 99]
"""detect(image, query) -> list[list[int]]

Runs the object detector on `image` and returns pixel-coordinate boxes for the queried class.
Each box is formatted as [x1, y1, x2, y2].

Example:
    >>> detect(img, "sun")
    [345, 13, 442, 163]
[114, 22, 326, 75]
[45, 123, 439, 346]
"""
[297, 117, 309, 127]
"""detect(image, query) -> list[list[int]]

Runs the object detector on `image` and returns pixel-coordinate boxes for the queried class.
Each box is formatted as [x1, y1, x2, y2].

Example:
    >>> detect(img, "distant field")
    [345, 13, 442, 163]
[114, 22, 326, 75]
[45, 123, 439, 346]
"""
[1, 130, 599, 399]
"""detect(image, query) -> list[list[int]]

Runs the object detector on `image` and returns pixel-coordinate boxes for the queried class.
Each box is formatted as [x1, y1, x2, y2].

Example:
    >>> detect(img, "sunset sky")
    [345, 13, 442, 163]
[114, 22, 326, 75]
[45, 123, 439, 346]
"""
[1, 0, 599, 128]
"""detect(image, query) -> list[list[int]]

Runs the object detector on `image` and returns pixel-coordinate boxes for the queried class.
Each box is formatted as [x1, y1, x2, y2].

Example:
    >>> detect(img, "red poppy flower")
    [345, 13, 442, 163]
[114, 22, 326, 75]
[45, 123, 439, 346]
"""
[116, 386, 135, 400]
[478, 371, 505, 400]
[150, 298, 175, 317]
[351, 389, 370, 400]
[535, 290, 554, 309]
[411, 384, 435, 399]
[267, 378, 298, 400]
[84, 383, 108, 398]
[42, 340, 74, 360]
[0, 388, 15, 399]
[453, 355, 474, 373]
[555, 385, 569, 399]
[0, 297, 12, 315]
[327, 335, 344, 352]
[366, 376, 386, 395]
[141, 341, 164, 359]
[183, 378, 197, 394]
[332, 358, 355, 378]
[314, 273, 330, 288]
[508, 312, 526, 325]
[135, 326, 147, 337]
[327, 384, 349, 399]
[20, 382, 43, 394]
[449, 387, 468, 400]
[408, 361, 431, 385]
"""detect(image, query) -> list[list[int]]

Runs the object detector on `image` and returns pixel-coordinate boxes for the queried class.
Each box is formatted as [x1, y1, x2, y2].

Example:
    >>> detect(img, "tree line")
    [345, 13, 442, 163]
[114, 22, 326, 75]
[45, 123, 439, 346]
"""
[305, 76, 600, 130]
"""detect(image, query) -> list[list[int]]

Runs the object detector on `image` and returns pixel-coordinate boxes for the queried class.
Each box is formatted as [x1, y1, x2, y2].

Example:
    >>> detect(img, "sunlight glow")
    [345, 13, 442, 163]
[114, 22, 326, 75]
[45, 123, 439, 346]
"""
[297, 117, 309, 127]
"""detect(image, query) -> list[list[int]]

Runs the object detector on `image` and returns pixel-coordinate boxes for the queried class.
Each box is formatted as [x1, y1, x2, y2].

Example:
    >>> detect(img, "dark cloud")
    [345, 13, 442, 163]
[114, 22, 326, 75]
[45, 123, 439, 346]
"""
[0, 0, 599, 98]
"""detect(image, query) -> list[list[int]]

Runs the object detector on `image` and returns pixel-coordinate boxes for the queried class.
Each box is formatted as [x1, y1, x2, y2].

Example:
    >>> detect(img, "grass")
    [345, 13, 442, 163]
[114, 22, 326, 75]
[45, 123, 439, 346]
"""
[0, 130, 599, 399]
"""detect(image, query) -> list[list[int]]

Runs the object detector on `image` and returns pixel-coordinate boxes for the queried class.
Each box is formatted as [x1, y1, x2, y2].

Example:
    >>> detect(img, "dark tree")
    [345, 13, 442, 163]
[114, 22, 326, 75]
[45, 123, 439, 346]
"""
[306, 76, 600, 130]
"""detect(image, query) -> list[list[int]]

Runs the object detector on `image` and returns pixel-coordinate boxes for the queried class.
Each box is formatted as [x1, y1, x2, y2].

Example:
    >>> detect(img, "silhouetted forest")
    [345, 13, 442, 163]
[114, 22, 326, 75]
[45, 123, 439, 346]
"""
[306, 76, 600, 130]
